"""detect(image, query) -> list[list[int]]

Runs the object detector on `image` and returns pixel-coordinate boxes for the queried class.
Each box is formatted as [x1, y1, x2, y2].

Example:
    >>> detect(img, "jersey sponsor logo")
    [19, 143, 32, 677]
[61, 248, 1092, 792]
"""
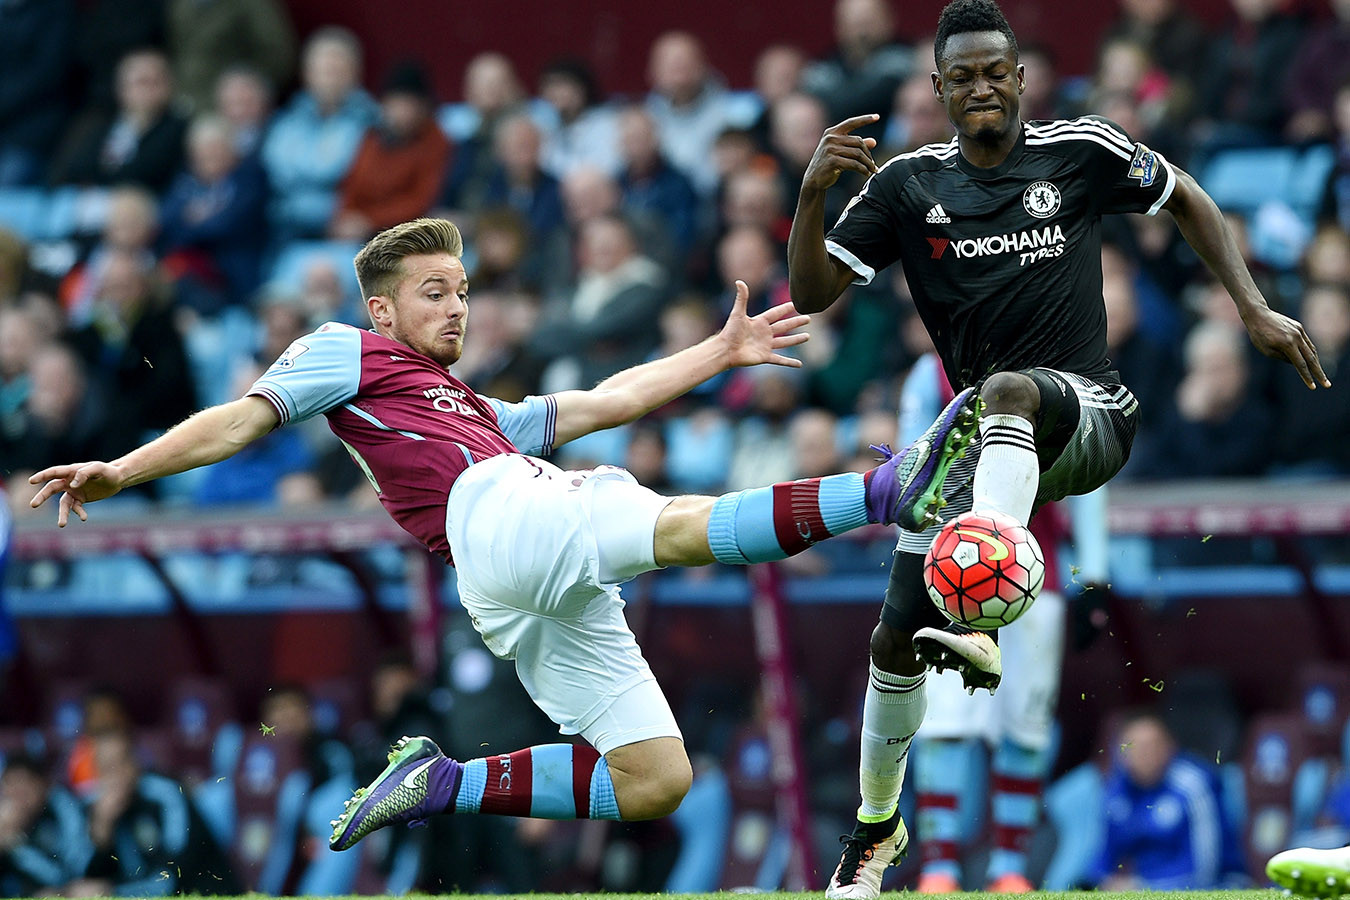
[275, 340, 310, 369]
[953, 528, 1010, 561]
[926, 224, 1067, 267]
[1023, 181, 1061, 218]
[925, 203, 951, 224]
[423, 384, 480, 415]
[1128, 143, 1160, 187]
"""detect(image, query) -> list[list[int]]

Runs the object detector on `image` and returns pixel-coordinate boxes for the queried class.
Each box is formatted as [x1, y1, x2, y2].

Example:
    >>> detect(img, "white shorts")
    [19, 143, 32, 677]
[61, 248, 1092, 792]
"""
[446, 454, 681, 755]
[921, 590, 1066, 751]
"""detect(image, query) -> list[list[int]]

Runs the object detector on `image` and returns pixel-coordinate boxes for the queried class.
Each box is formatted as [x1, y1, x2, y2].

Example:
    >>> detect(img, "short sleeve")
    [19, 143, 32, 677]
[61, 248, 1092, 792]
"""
[248, 324, 363, 425]
[1078, 116, 1177, 217]
[483, 394, 557, 456]
[826, 170, 906, 285]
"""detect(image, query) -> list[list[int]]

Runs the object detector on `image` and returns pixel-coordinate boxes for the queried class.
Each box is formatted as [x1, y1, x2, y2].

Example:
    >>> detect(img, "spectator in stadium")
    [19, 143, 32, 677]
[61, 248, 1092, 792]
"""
[213, 65, 277, 160]
[75, 730, 239, 896]
[715, 225, 788, 318]
[165, 0, 295, 114]
[719, 169, 790, 248]
[331, 61, 452, 243]
[1303, 224, 1350, 289]
[1090, 711, 1240, 890]
[749, 44, 808, 146]
[537, 58, 622, 180]
[769, 93, 833, 216]
[645, 31, 751, 195]
[800, 0, 915, 142]
[59, 185, 160, 325]
[0, 754, 90, 897]
[462, 114, 564, 243]
[725, 365, 804, 490]
[1194, 0, 1307, 146]
[624, 423, 674, 495]
[470, 208, 533, 293]
[616, 104, 700, 259]
[1321, 85, 1350, 235]
[440, 53, 528, 210]
[0, 0, 74, 186]
[0, 309, 39, 443]
[531, 165, 624, 298]
[1270, 283, 1350, 475]
[883, 73, 956, 156]
[159, 114, 269, 308]
[1134, 320, 1274, 480]
[1101, 242, 1178, 450]
[259, 684, 354, 789]
[530, 214, 667, 392]
[0, 343, 106, 486]
[65, 249, 196, 461]
[261, 27, 378, 241]
[1097, 0, 1207, 119]
[1282, 0, 1350, 142]
[49, 47, 187, 194]
[69, 0, 163, 114]
[1082, 39, 1181, 151]
[1015, 44, 1063, 122]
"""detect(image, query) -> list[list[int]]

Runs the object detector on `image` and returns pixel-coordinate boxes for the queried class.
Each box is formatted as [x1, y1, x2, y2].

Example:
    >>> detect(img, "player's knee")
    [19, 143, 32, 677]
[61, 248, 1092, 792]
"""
[980, 371, 1039, 419]
[620, 759, 692, 820]
[609, 738, 693, 820]
[870, 621, 914, 670]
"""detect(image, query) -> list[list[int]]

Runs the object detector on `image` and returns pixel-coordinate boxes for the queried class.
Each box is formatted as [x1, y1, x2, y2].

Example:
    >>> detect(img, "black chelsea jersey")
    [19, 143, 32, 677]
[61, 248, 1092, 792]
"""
[826, 116, 1176, 389]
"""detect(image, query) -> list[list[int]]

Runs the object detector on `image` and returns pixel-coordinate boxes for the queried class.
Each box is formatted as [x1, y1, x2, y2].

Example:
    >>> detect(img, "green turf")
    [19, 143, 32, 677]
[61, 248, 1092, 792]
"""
[164, 892, 1287, 899]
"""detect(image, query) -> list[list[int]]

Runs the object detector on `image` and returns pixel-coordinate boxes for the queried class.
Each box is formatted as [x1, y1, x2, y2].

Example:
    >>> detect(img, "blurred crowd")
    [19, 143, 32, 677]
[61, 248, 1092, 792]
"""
[0, 0, 1348, 522]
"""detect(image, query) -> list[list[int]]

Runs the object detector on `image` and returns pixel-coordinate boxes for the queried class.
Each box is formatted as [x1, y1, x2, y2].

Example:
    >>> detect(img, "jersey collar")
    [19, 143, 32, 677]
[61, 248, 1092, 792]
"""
[955, 122, 1026, 180]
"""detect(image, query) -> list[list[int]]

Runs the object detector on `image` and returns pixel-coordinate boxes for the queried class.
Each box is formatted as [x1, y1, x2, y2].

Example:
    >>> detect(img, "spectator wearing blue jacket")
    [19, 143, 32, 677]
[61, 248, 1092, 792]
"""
[1092, 711, 1242, 890]
[0, 755, 91, 897]
[161, 115, 269, 308]
[261, 27, 377, 241]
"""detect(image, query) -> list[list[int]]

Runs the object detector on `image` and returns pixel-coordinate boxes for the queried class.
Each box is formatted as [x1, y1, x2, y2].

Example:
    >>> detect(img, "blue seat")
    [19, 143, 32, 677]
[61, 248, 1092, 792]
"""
[0, 188, 50, 240]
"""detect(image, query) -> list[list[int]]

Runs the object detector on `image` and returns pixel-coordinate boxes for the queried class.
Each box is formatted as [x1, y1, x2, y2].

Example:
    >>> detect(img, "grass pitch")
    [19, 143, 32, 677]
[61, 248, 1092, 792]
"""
[168, 892, 1287, 899]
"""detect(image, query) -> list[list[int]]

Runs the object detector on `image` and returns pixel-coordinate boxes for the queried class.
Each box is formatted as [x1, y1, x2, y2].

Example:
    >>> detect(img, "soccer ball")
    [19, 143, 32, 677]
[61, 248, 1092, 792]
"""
[924, 510, 1045, 630]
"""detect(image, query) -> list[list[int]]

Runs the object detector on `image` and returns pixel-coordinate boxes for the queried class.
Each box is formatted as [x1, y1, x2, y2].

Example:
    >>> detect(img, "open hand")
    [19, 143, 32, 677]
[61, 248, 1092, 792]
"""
[802, 114, 881, 194]
[1243, 306, 1331, 390]
[29, 461, 127, 527]
[719, 280, 811, 368]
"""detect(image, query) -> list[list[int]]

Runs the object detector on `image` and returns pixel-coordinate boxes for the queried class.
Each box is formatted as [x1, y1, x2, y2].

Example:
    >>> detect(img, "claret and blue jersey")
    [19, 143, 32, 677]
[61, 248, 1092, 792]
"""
[247, 322, 558, 561]
[826, 116, 1178, 389]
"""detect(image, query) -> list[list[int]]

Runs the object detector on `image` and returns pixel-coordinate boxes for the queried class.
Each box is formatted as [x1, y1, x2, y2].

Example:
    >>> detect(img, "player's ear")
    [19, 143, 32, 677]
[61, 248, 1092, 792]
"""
[1016, 64, 1025, 94]
[931, 71, 943, 101]
[368, 294, 393, 327]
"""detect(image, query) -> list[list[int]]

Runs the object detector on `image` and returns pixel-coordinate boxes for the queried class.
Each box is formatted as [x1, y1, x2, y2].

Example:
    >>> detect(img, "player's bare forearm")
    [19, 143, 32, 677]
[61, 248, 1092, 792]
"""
[115, 396, 279, 486]
[787, 188, 853, 313]
[1165, 169, 1331, 388]
[550, 282, 809, 444]
[29, 396, 279, 524]
[1164, 169, 1267, 318]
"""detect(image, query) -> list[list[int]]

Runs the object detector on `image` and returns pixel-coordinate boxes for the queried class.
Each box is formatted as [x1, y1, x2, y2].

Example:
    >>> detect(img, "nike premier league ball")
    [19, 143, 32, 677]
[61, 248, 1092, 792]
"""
[924, 510, 1045, 630]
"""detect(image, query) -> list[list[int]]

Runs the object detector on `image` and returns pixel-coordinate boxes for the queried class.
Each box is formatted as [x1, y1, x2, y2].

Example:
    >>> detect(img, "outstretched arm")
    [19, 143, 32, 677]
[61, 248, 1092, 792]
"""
[29, 396, 279, 526]
[787, 114, 880, 313]
[1164, 168, 1330, 390]
[549, 281, 810, 446]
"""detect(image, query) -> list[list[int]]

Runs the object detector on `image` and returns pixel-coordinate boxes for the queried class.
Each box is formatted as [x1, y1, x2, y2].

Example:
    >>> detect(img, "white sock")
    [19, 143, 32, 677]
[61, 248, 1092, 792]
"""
[973, 414, 1038, 525]
[859, 663, 927, 820]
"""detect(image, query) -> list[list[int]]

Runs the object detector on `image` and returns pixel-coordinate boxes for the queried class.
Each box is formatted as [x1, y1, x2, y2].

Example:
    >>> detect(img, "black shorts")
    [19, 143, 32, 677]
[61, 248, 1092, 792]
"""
[882, 368, 1138, 630]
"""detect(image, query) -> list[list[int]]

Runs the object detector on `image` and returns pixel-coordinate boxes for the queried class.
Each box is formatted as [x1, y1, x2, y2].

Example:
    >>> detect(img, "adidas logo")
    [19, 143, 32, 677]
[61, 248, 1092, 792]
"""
[926, 203, 952, 224]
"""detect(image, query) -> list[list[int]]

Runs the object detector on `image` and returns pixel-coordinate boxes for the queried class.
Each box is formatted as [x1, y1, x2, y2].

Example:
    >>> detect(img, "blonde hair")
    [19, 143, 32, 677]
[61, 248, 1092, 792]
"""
[353, 218, 464, 301]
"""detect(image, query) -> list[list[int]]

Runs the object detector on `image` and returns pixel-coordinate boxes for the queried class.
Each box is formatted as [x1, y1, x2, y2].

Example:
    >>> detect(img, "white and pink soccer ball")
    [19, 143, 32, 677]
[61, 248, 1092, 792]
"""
[924, 510, 1045, 630]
